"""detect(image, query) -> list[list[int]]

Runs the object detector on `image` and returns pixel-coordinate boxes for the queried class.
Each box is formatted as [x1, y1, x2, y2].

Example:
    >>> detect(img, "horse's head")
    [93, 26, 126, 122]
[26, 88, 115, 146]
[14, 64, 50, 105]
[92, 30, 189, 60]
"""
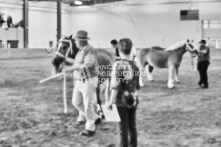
[52, 35, 79, 74]
[185, 39, 198, 57]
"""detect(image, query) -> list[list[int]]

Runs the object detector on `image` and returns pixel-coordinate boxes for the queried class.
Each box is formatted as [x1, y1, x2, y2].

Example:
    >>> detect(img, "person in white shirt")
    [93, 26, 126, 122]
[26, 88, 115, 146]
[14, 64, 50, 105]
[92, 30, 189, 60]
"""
[131, 46, 144, 87]
[130, 46, 137, 60]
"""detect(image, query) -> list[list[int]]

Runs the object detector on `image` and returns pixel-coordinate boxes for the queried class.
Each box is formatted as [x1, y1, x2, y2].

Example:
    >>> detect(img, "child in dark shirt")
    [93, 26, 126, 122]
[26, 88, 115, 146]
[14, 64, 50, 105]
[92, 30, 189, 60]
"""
[107, 38, 140, 147]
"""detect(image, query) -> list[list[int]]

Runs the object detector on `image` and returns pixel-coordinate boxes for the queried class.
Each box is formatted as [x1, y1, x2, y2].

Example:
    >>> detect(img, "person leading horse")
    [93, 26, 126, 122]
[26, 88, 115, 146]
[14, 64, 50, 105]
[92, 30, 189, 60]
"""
[52, 30, 114, 137]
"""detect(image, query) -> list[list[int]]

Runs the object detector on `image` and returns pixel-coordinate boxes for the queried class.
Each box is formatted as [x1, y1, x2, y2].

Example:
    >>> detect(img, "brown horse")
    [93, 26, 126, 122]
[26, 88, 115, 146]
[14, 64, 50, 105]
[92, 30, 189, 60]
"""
[52, 35, 114, 112]
[139, 40, 196, 88]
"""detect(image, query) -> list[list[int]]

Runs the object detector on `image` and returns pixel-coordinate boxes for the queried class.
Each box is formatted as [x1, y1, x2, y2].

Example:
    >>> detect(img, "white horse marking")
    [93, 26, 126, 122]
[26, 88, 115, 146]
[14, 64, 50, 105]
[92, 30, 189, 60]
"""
[168, 66, 175, 88]
[56, 39, 73, 58]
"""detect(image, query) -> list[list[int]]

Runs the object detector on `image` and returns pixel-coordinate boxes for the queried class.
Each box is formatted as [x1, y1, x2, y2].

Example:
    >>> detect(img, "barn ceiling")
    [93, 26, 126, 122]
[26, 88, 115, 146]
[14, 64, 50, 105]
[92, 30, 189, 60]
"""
[1, 0, 220, 7]
[29, 0, 125, 6]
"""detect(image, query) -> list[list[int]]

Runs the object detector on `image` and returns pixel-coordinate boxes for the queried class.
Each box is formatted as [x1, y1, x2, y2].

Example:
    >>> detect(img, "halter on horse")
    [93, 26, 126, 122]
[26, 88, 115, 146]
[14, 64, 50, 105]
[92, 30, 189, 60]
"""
[52, 35, 78, 73]
[52, 35, 114, 114]
[139, 39, 196, 88]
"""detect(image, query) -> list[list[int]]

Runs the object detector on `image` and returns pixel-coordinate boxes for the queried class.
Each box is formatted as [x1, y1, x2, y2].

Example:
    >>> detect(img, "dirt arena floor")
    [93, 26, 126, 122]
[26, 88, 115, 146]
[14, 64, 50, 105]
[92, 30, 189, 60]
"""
[0, 50, 221, 147]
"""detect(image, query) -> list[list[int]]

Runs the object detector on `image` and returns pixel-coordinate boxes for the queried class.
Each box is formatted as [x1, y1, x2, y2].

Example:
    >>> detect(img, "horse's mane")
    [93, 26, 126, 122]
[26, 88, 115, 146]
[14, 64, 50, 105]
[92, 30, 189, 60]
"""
[165, 40, 186, 51]
[151, 46, 165, 50]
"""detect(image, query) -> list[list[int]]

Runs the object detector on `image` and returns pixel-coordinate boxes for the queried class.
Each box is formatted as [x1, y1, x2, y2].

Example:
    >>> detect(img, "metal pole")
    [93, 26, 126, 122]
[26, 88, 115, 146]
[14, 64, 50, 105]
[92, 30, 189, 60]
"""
[57, 0, 62, 43]
[23, 0, 28, 48]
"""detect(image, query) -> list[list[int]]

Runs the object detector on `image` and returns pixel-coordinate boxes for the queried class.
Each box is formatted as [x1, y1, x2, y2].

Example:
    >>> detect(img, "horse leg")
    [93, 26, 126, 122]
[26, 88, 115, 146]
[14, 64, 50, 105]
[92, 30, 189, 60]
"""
[168, 66, 175, 88]
[134, 57, 145, 87]
[51, 66, 56, 76]
[96, 83, 104, 119]
[146, 65, 154, 81]
[139, 73, 144, 87]
[104, 79, 111, 105]
[174, 66, 180, 83]
[137, 64, 145, 87]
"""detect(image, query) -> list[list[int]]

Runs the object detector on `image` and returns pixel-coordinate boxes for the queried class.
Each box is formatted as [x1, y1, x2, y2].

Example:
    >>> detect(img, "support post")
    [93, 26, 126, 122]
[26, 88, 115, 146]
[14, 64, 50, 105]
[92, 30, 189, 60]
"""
[23, 0, 29, 48]
[57, 0, 62, 43]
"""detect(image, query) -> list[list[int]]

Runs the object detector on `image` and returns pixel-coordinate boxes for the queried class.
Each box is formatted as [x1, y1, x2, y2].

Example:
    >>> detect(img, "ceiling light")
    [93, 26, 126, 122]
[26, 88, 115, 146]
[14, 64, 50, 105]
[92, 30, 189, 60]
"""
[74, 1, 83, 5]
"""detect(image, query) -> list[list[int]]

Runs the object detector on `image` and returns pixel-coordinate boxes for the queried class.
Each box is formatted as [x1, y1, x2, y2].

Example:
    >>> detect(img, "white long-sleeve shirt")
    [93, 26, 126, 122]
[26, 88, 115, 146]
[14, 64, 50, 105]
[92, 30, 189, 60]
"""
[130, 46, 137, 60]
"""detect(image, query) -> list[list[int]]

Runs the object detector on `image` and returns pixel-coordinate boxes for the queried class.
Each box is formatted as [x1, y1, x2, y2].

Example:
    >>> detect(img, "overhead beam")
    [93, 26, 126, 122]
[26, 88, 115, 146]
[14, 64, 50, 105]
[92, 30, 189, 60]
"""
[69, 0, 125, 6]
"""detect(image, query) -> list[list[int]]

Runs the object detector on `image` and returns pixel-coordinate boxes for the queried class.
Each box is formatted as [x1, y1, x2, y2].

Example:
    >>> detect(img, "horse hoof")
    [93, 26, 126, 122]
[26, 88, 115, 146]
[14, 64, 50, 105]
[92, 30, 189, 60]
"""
[168, 85, 174, 89]
[167, 83, 174, 89]
[175, 78, 180, 83]
[140, 84, 145, 87]
[139, 81, 145, 87]
[147, 76, 153, 81]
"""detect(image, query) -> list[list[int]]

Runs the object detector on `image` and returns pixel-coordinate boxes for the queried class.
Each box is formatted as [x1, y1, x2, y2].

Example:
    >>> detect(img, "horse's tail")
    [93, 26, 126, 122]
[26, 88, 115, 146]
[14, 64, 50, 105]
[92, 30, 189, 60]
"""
[139, 48, 150, 70]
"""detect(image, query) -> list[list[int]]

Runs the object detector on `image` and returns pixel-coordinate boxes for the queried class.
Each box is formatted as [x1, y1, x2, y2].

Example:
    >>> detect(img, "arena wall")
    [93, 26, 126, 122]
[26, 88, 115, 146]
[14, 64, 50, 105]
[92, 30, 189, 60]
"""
[0, 47, 220, 60]
[0, 48, 51, 60]
[0, 28, 23, 48]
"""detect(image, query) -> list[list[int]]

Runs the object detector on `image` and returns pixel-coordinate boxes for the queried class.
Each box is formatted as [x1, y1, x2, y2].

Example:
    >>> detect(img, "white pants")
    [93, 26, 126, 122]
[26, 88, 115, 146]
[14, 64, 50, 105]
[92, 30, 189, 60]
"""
[72, 76, 99, 131]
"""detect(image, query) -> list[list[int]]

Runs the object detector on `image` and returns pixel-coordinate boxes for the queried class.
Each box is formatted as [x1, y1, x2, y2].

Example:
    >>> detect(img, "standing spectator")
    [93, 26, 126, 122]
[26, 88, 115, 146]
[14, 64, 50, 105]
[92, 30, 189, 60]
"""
[197, 39, 210, 88]
[65, 30, 100, 136]
[107, 38, 140, 147]
[131, 45, 144, 87]
[111, 39, 120, 57]
[130, 46, 137, 61]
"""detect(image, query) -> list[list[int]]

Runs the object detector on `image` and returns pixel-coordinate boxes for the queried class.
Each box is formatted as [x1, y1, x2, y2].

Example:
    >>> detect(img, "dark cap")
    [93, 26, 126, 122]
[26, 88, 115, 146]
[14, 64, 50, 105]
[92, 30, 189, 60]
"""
[199, 39, 206, 44]
[111, 39, 118, 45]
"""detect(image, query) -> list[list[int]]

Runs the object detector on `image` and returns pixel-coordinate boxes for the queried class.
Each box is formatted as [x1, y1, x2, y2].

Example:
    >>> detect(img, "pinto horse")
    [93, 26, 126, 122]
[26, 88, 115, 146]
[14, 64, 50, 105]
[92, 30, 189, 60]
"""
[139, 40, 196, 88]
[52, 35, 114, 112]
